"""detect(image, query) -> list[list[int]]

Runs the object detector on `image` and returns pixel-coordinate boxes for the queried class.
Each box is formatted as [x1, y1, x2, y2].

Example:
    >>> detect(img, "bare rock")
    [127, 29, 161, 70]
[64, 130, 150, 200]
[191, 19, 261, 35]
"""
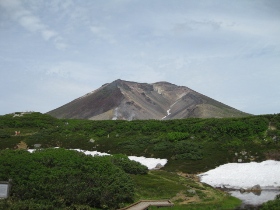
[240, 188, 246, 193]
[155, 163, 163, 169]
[250, 184, 262, 192]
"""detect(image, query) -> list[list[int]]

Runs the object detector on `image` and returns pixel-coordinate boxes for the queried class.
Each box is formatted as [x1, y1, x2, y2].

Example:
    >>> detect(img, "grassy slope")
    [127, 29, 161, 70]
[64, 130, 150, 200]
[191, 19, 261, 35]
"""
[131, 170, 241, 209]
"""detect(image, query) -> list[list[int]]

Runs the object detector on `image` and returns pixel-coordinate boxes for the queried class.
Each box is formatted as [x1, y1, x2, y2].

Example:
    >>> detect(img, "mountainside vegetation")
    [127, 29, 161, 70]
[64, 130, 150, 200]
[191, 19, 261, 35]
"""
[1, 112, 279, 172]
[0, 112, 279, 209]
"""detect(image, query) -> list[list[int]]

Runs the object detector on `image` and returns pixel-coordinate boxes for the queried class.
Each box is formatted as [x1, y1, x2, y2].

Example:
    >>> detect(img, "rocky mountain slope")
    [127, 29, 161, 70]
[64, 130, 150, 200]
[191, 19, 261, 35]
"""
[47, 79, 250, 120]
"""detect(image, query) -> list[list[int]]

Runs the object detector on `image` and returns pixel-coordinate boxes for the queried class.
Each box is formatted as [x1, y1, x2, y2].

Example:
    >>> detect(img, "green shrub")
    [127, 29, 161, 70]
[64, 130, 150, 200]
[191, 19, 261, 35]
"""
[0, 198, 54, 210]
[0, 149, 134, 209]
[261, 194, 280, 210]
[153, 141, 173, 151]
[166, 132, 189, 142]
[173, 141, 203, 160]
[0, 130, 10, 138]
[108, 154, 148, 175]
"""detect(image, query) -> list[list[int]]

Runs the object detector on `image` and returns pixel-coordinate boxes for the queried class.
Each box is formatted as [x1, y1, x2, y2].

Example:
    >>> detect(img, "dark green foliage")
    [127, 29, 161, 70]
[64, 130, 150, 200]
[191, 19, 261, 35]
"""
[0, 112, 60, 129]
[261, 194, 280, 210]
[269, 114, 280, 129]
[2, 113, 278, 209]
[153, 140, 173, 151]
[173, 141, 203, 160]
[166, 132, 189, 142]
[0, 113, 280, 173]
[0, 130, 10, 138]
[0, 149, 134, 209]
[0, 199, 54, 210]
[107, 154, 148, 175]
[117, 137, 150, 152]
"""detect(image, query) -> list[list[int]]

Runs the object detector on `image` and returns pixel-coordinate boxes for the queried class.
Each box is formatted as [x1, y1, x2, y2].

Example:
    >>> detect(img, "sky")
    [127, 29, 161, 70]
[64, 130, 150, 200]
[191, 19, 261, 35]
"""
[0, 0, 280, 115]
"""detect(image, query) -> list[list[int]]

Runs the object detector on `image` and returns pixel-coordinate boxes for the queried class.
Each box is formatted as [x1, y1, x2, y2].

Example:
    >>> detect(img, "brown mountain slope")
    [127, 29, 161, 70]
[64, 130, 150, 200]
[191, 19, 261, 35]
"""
[47, 79, 250, 120]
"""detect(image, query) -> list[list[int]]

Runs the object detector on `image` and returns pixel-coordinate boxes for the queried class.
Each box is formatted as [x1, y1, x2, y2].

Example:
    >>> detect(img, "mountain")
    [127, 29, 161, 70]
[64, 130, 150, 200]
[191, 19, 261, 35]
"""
[47, 79, 250, 120]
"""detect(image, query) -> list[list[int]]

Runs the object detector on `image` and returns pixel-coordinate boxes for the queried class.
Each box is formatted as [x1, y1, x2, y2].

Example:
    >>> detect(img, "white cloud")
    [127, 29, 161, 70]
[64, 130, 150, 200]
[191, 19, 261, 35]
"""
[0, 0, 21, 11]
[18, 15, 44, 32]
[0, 0, 66, 49]
[46, 61, 87, 79]
[45, 61, 108, 84]
[90, 25, 116, 44]
[41, 29, 57, 41]
[172, 19, 222, 35]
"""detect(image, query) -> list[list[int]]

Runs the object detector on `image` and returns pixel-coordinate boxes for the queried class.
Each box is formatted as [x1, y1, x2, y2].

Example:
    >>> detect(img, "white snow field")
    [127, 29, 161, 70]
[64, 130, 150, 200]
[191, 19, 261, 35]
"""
[28, 148, 168, 170]
[128, 156, 167, 170]
[198, 160, 280, 189]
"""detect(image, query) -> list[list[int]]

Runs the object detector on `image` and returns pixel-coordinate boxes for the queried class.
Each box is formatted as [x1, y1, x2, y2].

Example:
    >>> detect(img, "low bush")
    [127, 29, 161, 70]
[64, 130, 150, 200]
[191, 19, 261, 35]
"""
[166, 132, 190, 142]
[108, 154, 148, 175]
[173, 141, 203, 160]
[0, 148, 134, 209]
[261, 194, 280, 210]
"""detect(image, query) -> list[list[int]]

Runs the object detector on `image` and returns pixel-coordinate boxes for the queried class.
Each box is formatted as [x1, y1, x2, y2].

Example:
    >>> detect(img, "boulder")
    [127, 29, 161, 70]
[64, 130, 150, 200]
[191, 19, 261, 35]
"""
[89, 139, 95, 143]
[155, 163, 163, 169]
[250, 184, 262, 192]
[239, 188, 246, 193]
[187, 189, 196, 194]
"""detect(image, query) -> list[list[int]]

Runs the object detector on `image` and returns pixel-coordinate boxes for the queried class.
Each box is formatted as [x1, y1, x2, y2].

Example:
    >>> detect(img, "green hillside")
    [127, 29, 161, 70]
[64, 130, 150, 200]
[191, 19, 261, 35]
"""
[1, 112, 279, 172]
[0, 112, 279, 209]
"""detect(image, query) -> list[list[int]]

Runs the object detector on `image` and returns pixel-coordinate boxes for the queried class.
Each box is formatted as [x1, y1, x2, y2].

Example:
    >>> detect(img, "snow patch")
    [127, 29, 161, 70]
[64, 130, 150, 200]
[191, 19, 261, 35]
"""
[198, 160, 280, 189]
[128, 156, 168, 170]
[162, 108, 171, 119]
[167, 109, 171, 115]
[71, 149, 110, 156]
[161, 101, 178, 119]
[112, 107, 118, 120]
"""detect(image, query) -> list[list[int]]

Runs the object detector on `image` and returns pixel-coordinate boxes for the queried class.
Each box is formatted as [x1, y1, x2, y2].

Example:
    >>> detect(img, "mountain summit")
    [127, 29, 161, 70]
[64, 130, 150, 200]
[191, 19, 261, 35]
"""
[47, 79, 249, 120]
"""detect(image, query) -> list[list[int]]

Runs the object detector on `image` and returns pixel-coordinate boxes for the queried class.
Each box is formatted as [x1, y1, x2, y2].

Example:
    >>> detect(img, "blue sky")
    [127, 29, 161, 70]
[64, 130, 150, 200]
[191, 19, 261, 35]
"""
[0, 0, 279, 115]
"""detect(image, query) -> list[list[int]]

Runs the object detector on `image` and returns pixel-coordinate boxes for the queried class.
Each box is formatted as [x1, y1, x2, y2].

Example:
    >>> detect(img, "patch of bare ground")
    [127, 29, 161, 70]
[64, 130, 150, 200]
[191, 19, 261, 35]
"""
[16, 141, 28, 150]
[268, 122, 276, 130]
[171, 191, 200, 204]
[265, 149, 280, 160]
[177, 172, 201, 182]
[172, 172, 227, 205]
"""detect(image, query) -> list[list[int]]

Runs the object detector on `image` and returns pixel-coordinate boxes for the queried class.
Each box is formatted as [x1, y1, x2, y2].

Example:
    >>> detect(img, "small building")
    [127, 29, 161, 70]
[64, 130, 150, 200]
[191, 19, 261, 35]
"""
[0, 181, 11, 199]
